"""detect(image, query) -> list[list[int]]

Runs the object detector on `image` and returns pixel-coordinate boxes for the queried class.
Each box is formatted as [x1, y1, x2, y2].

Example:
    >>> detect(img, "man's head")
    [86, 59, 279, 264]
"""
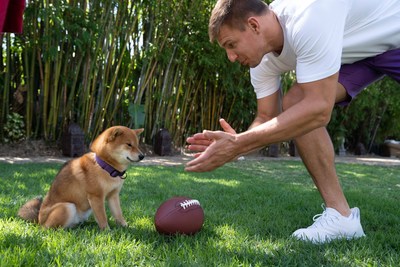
[209, 0, 280, 68]
[208, 0, 269, 43]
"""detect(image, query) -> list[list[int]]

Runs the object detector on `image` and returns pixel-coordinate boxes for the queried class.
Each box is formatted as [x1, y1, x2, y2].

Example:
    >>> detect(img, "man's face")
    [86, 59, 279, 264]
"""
[217, 24, 265, 68]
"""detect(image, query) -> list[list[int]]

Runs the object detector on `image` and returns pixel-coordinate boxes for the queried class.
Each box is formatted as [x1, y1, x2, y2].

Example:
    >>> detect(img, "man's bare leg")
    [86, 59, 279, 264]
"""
[283, 82, 351, 216]
[294, 127, 351, 216]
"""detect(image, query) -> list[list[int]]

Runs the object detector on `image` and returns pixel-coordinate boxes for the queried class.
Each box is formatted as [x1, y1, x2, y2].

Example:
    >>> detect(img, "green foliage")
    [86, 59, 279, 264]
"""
[327, 106, 348, 153]
[1, 161, 400, 265]
[1, 0, 399, 153]
[2, 0, 256, 146]
[2, 112, 26, 144]
[128, 103, 146, 128]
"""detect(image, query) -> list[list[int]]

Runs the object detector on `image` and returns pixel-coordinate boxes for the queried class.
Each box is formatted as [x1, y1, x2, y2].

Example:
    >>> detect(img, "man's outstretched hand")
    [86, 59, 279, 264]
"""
[185, 119, 239, 172]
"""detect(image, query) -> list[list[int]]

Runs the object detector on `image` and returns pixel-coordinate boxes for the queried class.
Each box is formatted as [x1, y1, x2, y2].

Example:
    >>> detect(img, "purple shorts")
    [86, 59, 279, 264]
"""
[337, 48, 400, 106]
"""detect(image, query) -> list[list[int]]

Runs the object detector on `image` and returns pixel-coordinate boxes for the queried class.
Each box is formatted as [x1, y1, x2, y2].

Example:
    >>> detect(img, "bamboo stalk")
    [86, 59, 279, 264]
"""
[1, 35, 11, 130]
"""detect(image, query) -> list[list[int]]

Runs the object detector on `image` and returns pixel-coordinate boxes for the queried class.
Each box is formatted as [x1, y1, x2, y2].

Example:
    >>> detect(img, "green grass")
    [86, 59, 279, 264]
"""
[0, 160, 399, 266]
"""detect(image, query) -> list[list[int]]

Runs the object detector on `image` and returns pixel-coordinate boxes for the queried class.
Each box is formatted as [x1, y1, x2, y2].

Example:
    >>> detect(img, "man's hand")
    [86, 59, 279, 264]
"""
[185, 119, 238, 172]
[186, 118, 236, 153]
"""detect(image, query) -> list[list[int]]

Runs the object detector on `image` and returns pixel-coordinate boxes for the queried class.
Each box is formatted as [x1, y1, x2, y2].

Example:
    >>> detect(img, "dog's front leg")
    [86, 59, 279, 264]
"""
[88, 195, 109, 230]
[107, 190, 127, 227]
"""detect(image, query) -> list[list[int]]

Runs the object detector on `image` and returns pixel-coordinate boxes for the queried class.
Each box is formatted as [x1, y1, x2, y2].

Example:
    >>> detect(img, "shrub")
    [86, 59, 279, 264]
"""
[2, 112, 25, 144]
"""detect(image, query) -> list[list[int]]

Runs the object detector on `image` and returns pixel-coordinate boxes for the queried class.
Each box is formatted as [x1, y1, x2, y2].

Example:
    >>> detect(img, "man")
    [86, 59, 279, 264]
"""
[185, 0, 400, 244]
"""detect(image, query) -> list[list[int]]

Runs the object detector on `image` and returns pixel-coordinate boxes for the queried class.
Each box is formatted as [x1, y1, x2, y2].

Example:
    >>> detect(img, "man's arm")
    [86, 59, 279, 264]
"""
[185, 73, 338, 172]
[250, 89, 281, 129]
[238, 73, 337, 153]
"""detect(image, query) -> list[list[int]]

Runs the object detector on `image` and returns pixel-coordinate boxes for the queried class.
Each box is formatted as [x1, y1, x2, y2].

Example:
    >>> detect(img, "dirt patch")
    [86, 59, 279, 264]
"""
[0, 140, 63, 157]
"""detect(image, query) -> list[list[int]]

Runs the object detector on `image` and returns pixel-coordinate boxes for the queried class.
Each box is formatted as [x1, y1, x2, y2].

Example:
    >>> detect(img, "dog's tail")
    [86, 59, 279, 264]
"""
[18, 197, 43, 223]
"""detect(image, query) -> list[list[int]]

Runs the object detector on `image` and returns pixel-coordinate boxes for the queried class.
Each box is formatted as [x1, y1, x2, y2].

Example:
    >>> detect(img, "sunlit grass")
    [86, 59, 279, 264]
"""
[0, 160, 399, 266]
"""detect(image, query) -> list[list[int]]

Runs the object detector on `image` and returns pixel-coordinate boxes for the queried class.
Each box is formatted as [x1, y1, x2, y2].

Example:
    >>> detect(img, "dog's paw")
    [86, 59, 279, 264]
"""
[98, 223, 110, 231]
[117, 219, 128, 227]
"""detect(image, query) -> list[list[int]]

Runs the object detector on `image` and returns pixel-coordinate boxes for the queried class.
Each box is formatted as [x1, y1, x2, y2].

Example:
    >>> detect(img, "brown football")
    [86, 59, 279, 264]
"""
[154, 196, 204, 235]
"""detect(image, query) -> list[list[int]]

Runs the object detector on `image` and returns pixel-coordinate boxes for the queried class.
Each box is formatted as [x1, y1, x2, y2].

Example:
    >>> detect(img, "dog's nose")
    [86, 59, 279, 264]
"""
[139, 154, 145, 161]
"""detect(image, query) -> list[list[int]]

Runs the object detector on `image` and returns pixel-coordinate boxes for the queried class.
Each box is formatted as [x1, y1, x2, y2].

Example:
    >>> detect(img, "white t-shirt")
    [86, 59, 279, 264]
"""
[251, 0, 400, 99]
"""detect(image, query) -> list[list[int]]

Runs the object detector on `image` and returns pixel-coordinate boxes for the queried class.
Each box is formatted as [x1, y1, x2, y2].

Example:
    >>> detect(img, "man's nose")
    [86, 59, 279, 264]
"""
[226, 50, 238, 63]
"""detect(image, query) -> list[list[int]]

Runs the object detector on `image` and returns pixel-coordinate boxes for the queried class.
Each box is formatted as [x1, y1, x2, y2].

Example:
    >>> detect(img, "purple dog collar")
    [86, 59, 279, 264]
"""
[95, 154, 126, 178]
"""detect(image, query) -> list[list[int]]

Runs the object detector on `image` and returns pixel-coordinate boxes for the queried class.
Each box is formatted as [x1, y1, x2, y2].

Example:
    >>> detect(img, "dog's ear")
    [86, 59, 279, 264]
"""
[134, 128, 144, 136]
[107, 127, 123, 143]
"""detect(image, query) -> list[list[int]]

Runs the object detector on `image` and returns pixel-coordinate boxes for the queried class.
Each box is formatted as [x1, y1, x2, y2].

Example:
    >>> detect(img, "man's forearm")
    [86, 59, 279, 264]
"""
[249, 103, 280, 130]
[243, 115, 278, 155]
[236, 100, 331, 156]
[248, 116, 270, 130]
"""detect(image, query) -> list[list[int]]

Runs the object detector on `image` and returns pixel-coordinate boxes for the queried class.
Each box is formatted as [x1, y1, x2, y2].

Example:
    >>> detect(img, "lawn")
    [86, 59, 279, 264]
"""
[0, 159, 399, 266]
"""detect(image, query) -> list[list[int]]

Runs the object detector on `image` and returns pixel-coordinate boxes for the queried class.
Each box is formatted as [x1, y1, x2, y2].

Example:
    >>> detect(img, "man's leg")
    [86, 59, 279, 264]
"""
[284, 49, 400, 243]
[294, 127, 351, 215]
[283, 82, 365, 243]
[283, 83, 350, 216]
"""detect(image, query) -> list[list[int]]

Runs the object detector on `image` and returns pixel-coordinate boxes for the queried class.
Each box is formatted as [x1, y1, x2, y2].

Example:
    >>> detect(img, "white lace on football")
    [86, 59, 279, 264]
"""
[180, 199, 200, 209]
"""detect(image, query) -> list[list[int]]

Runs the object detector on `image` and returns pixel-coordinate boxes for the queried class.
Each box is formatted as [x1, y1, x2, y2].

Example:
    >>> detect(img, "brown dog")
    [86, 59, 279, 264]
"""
[18, 126, 144, 230]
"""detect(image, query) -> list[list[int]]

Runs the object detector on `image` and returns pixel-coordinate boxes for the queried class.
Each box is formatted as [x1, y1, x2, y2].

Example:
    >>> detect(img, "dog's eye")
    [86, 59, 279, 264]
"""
[126, 143, 132, 147]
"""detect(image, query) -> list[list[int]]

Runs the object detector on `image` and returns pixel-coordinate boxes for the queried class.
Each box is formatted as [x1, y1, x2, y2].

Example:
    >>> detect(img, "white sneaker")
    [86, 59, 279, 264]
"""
[292, 205, 366, 244]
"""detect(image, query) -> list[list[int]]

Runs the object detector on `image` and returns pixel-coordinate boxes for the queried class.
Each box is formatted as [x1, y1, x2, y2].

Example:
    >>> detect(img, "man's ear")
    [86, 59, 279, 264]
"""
[247, 17, 260, 33]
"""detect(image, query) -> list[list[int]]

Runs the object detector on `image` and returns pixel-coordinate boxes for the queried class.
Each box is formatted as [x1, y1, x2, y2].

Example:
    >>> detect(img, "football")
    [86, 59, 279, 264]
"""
[154, 196, 204, 235]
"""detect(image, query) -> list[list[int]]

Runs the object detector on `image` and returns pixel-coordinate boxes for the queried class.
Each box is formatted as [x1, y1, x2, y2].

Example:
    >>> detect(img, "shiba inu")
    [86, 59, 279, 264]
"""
[18, 126, 144, 230]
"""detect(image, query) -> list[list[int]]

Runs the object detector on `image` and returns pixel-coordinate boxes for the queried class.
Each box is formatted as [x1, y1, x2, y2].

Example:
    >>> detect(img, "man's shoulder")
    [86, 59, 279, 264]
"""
[271, 0, 346, 16]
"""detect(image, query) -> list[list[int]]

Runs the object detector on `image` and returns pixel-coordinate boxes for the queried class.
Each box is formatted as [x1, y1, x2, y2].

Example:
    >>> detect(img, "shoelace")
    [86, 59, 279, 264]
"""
[311, 204, 340, 227]
[312, 203, 327, 222]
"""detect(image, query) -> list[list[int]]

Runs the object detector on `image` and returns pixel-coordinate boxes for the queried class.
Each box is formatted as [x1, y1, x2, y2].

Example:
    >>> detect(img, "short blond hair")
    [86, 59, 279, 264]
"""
[208, 0, 269, 43]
